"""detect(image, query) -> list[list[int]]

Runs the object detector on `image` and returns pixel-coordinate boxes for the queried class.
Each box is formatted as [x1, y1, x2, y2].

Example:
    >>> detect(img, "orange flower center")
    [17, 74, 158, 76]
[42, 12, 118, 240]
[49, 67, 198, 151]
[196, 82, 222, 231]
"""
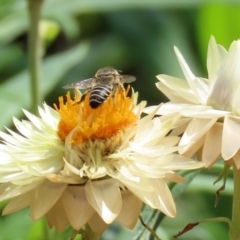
[54, 86, 138, 145]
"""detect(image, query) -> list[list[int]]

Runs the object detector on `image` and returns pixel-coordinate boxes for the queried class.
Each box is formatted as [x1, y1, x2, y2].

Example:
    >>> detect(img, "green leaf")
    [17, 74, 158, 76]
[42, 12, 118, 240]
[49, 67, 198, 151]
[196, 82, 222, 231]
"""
[0, 13, 28, 44]
[26, 219, 46, 240]
[0, 209, 34, 239]
[0, 45, 24, 72]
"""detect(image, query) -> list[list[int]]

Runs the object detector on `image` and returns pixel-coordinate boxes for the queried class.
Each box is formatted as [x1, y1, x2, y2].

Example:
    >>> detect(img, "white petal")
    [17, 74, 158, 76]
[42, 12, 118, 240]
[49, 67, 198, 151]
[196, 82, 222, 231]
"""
[144, 103, 189, 115]
[181, 135, 205, 158]
[174, 47, 209, 104]
[30, 180, 67, 220]
[169, 117, 191, 136]
[207, 40, 240, 111]
[128, 144, 174, 158]
[174, 46, 195, 82]
[0, 130, 25, 145]
[156, 76, 199, 103]
[108, 164, 154, 191]
[143, 105, 159, 114]
[166, 154, 204, 170]
[61, 185, 95, 230]
[84, 179, 122, 224]
[190, 77, 209, 105]
[12, 117, 33, 139]
[38, 103, 60, 129]
[156, 82, 190, 103]
[125, 183, 159, 210]
[116, 190, 142, 229]
[222, 115, 240, 159]
[153, 178, 176, 217]
[88, 212, 108, 235]
[164, 173, 185, 183]
[158, 103, 197, 115]
[46, 199, 69, 232]
[134, 115, 180, 147]
[232, 82, 240, 116]
[158, 136, 180, 147]
[179, 117, 217, 154]
[126, 178, 176, 217]
[46, 173, 85, 184]
[207, 36, 227, 81]
[137, 104, 161, 129]
[3, 192, 31, 215]
[202, 122, 223, 167]
[0, 171, 32, 183]
[0, 181, 43, 201]
[179, 105, 229, 118]
[63, 158, 81, 176]
[23, 109, 46, 131]
[121, 155, 175, 177]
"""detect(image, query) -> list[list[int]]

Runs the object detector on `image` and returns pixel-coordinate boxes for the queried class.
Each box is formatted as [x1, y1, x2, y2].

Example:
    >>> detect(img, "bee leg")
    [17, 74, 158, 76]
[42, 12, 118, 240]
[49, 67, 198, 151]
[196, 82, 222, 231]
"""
[118, 83, 127, 99]
[73, 92, 87, 105]
[112, 83, 125, 105]
[119, 83, 125, 91]
[111, 85, 118, 105]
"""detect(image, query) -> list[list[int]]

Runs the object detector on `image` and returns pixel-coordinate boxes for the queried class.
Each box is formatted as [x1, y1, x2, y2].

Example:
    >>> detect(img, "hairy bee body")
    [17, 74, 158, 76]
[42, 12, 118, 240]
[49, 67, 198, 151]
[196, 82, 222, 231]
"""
[63, 67, 136, 108]
[89, 84, 112, 109]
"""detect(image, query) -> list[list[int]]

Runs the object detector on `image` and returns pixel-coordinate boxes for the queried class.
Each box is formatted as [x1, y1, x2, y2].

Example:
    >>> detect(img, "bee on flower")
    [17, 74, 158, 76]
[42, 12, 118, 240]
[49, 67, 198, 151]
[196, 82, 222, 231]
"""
[0, 68, 203, 236]
[63, 67, 136, 108]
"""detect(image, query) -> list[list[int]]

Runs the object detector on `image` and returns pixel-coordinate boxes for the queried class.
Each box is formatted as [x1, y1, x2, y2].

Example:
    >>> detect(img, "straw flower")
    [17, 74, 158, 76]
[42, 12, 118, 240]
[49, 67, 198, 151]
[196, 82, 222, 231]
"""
[146, 36, 240, 168]
[0, 86, 203, 235]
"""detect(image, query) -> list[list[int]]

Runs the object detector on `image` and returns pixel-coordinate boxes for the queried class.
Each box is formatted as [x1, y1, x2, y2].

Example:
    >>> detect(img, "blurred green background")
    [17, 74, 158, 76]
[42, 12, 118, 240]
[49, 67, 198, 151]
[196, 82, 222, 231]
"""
[0, 0, 238, 239]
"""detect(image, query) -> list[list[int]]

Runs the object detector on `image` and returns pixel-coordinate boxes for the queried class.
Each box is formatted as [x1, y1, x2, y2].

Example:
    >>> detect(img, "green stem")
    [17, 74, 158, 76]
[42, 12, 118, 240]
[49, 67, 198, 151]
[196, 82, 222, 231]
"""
[230, 165, 240, 240]
[150, 211, 164, 240]
[27, 0, 44, 114]
[139, 215, 162, 240]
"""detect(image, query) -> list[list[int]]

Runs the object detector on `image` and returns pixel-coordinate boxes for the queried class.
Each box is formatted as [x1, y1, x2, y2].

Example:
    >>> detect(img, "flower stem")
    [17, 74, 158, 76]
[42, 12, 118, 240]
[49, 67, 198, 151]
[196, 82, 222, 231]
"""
[139, 215, 162, 240]
[230, 165, 240, 240]
[27, 0, 44, 114]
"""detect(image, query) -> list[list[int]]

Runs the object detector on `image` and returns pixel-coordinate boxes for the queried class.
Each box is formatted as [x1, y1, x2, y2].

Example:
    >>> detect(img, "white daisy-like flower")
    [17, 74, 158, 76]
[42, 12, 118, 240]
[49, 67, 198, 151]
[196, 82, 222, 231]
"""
[0, 86, 203, 235]
[145, 36, 240, 168]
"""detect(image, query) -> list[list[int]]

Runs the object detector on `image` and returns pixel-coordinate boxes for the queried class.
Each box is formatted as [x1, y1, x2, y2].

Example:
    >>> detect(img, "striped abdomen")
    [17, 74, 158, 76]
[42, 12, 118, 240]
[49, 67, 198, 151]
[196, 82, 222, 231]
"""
[89, 84, 113, 108]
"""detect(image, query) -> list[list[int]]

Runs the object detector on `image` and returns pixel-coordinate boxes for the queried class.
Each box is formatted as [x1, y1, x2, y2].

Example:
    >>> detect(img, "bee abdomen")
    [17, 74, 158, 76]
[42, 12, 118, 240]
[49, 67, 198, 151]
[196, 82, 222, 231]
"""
[89, 84, 112, 108]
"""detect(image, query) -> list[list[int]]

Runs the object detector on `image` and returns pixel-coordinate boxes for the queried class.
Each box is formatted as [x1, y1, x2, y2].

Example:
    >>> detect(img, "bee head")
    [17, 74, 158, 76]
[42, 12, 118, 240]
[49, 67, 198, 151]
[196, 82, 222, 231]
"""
[95, 67, 120, 77]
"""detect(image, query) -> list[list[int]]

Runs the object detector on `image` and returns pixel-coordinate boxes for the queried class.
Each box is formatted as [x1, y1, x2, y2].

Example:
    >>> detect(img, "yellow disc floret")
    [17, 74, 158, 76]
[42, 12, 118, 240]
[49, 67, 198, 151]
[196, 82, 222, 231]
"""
[54, 88, 81, 142]
[55, 86, 138, 145]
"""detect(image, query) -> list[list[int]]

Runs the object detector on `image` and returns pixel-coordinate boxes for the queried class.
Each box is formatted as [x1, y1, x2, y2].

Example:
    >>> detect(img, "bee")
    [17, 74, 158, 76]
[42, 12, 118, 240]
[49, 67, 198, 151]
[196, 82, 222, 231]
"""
[63, 67, 136, 108]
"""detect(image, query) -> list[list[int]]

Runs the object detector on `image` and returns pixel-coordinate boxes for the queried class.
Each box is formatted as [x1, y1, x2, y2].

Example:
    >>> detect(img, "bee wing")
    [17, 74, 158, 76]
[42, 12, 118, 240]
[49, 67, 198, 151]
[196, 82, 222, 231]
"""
[63, 78, 94, 89]
[122, 75, 136, 83]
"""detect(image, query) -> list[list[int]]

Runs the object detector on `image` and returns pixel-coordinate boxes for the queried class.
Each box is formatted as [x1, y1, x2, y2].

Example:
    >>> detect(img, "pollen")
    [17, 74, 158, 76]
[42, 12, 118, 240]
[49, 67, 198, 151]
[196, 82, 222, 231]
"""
[54, 86, 138, 145]
[54, 88, 81, 142]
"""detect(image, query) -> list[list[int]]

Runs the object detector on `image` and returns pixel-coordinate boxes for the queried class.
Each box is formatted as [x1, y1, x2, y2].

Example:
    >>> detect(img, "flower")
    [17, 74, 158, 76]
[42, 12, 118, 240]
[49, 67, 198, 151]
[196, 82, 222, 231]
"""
[146, 36, 240, 168]
[0, 86, 203, 235]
